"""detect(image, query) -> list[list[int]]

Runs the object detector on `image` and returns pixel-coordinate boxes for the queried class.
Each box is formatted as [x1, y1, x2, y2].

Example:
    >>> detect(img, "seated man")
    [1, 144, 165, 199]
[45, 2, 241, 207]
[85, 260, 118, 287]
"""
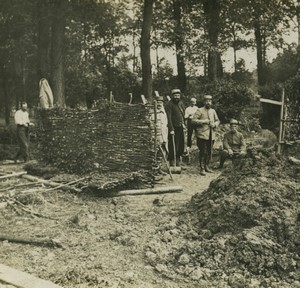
[219, 119, 246, 168]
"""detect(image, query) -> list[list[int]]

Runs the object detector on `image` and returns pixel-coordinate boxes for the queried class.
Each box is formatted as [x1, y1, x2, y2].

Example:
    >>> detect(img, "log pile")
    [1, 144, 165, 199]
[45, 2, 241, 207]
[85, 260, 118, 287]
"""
[35, 101, 156, 175]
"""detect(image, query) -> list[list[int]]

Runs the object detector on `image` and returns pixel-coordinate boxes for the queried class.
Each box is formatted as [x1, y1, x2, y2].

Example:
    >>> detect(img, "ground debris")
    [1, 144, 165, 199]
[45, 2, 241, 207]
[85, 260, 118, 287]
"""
[145, 148, 300, 286]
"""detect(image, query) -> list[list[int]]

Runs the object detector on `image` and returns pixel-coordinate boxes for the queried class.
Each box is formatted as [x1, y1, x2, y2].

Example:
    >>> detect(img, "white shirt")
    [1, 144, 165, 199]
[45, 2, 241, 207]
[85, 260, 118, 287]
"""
[184, 105, 198, 119]
[14, 109, 30, 126]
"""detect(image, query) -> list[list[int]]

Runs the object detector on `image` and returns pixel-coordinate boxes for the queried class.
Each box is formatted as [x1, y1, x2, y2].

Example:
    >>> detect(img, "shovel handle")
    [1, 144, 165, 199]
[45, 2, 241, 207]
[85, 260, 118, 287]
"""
[172, 133, 176, 167]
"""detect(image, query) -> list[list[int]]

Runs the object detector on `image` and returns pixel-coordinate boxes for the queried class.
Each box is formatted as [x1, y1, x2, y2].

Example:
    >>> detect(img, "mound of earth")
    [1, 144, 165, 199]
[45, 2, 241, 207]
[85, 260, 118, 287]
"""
[145, 148, 300, 287]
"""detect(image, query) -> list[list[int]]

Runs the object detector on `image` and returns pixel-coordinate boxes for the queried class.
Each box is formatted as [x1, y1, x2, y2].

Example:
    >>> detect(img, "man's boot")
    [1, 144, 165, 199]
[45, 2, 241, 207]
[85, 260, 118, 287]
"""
[203, 155, 212, 173]
[199, 157, 206, 176]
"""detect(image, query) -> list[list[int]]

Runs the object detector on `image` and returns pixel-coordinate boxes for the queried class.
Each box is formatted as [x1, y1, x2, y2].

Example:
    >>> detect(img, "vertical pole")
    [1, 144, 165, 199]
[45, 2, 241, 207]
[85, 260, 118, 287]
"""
[277, 88, 285, 154]
[154, 100, 158, 161]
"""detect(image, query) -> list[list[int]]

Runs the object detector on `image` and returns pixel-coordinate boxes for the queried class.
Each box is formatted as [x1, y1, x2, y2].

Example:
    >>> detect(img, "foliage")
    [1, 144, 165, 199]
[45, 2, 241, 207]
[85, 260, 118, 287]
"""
[265, 45, 298, 84]
[285, 73, 300, 140]
[189, 78, 253, 123]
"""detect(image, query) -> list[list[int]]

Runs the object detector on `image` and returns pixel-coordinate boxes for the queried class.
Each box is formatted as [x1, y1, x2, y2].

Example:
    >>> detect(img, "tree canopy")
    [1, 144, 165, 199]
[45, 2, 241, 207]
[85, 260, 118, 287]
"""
[0, 0, 298, 124]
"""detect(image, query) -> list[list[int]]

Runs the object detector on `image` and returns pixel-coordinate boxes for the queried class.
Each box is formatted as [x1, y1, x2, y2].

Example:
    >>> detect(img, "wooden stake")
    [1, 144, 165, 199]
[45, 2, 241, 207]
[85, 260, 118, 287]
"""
[0, 172, 27, 180]
[117, 186, 182, 196]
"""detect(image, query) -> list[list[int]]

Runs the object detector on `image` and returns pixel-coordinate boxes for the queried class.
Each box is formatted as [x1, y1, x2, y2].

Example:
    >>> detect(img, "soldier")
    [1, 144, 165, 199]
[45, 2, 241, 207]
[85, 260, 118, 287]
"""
[192, 95, 220, 175]
[165, 89, 185, 166]
[218, 119, 246, 168]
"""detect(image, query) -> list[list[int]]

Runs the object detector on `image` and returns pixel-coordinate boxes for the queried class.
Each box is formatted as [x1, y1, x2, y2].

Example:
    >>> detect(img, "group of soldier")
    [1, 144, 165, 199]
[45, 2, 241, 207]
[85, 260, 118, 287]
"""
[155, 89, 246, 175]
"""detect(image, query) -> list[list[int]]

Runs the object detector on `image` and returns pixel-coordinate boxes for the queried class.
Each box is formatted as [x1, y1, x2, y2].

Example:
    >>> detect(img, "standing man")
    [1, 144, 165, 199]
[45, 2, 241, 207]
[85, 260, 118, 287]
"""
[156, 96, 168, 154]
[184, 97, 198, 151]
[218, 119, 246, 168]
[14, 102, 33, 163]
[192, 95, 220, 175]
[165, 89, 185, 166]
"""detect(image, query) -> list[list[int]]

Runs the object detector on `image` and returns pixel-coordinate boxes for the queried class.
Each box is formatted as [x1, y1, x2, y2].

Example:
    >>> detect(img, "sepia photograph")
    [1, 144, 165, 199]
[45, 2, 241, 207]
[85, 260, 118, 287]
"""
[0, 0, 299, 287]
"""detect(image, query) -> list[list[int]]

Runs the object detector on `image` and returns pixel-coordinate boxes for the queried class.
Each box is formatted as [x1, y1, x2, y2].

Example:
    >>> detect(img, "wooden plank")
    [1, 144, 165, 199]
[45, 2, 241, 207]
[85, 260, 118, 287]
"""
[0, 263, 63, 288]
[0, 172, 27, 180]
[117, 186, 183, 196]
[259, 98, 282, 106]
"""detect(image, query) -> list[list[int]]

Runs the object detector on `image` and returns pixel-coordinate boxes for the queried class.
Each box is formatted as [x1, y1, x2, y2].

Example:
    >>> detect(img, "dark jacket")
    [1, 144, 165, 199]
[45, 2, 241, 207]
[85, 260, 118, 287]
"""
[165, 100, 185, 132]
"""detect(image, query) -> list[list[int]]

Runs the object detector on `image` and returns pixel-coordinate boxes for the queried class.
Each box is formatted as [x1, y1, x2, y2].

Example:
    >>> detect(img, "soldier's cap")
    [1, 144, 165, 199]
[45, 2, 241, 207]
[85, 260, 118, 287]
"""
[230, 119, 239, 125]
[156, 96, 164, 102]
[203, 95, 212, 100]
[171, 89, 181, 95]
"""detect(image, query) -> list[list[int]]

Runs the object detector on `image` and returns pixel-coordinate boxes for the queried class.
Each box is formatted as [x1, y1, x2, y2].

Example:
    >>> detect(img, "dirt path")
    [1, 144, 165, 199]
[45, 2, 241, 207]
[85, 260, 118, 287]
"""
[0, 162, 220, 287]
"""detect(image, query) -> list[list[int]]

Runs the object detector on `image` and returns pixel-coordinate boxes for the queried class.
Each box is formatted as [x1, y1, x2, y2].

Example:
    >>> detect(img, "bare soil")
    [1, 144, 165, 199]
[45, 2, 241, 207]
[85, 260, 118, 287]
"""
[0, 161, 219, 288]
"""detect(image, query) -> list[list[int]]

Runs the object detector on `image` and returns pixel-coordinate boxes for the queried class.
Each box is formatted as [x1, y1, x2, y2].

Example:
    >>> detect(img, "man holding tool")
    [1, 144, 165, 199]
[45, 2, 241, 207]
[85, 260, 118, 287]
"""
[192, 95, 220, 175]
[165, 89, 185, 167]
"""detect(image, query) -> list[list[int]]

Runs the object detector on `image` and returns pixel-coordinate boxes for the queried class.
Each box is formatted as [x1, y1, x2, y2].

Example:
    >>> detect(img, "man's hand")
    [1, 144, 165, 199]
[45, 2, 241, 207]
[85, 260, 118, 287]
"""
[170, 131, 175, 135]
[209, 123, 216, 128]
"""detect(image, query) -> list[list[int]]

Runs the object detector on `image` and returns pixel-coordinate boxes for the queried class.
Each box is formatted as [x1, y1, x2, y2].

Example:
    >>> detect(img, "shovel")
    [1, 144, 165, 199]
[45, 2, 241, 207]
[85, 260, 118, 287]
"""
[159, 145, 173, 180]
[170, 134, 182, 174]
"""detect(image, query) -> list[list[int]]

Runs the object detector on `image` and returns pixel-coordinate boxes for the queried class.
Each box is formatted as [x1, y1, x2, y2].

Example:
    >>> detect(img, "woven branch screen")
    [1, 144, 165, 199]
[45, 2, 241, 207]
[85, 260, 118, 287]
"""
[35, 101, 156, 175]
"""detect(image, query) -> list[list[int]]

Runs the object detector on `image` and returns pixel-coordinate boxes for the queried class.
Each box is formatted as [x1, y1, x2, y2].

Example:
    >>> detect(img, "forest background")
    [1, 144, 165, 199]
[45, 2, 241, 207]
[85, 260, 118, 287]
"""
[0, 0, 299, 133]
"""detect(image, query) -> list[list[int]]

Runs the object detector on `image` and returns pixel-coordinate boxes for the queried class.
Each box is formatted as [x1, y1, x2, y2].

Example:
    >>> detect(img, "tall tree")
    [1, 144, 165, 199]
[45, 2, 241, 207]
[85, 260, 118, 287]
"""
[141, 0, 154, 100]
[51, 0, 68, 108]
[202, 0, 222, 81]
[173, 0, 187, 92]
[37, 0, 51, 80]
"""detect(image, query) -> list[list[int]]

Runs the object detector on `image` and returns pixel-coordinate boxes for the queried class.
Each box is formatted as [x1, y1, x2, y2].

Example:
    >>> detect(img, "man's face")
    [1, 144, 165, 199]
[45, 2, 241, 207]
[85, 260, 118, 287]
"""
[230, 124, 238, 132]
[204, 99, 212, 108]
[21, 103, 28, 111]
[173, 93, 180, 103]
[157, 101, 163, 110]
[191, 100, 196, 106]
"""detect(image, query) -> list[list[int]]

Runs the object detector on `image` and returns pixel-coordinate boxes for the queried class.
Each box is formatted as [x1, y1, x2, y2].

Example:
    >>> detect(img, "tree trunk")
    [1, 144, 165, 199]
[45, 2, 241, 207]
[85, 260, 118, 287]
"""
[141, 0, 154, 101]
[203, 0, 221, 81]
[51, 0, 67, 108]
[254, 20, 266, 86]
[0, 64, 10, 125]
[297, 3, 300, 71]
[232, 25, 237, 73]
[173, 0, 187, 93]
[37, 0, 51, 80]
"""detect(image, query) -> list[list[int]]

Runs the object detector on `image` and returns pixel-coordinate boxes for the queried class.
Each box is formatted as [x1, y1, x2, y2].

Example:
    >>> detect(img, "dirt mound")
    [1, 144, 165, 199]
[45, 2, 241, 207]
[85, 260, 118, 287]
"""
[145, 149, 300, 287]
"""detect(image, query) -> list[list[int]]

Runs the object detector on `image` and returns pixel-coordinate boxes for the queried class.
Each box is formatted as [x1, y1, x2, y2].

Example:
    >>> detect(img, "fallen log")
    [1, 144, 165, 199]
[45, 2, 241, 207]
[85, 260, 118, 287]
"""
[22, 174, 81, 193]
[43, 176, 91, 192]
[0, 171, 27, 180]
[0, 234, 62, 248]
[7, 201, 57, 220]
[288, 156, 300, 165]
[117, 185, 183, 196]
[0, 263, 63, 288]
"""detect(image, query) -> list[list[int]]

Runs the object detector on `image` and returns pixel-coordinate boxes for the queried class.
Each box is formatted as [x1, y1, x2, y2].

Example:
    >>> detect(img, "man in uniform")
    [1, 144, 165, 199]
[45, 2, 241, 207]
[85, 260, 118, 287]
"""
[192, 95, 220, 175]
[165, 89, 185, 166]
[219, 119, 246, 168]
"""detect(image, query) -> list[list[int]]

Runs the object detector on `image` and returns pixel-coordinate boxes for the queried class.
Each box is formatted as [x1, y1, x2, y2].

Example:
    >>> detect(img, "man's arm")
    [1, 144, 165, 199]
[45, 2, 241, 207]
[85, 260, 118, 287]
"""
[240, 134, 247, 153]
[165, 103, 174, 133]
[223, 133, 230, 151]
[191, 109, 209, 126]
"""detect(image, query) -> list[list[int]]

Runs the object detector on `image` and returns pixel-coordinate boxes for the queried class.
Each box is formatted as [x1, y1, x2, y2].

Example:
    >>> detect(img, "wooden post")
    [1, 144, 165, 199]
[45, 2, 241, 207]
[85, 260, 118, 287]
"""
[154, 99, 158, 161]
[277, 88, 285, 154]
[109, 91, 114, 103]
